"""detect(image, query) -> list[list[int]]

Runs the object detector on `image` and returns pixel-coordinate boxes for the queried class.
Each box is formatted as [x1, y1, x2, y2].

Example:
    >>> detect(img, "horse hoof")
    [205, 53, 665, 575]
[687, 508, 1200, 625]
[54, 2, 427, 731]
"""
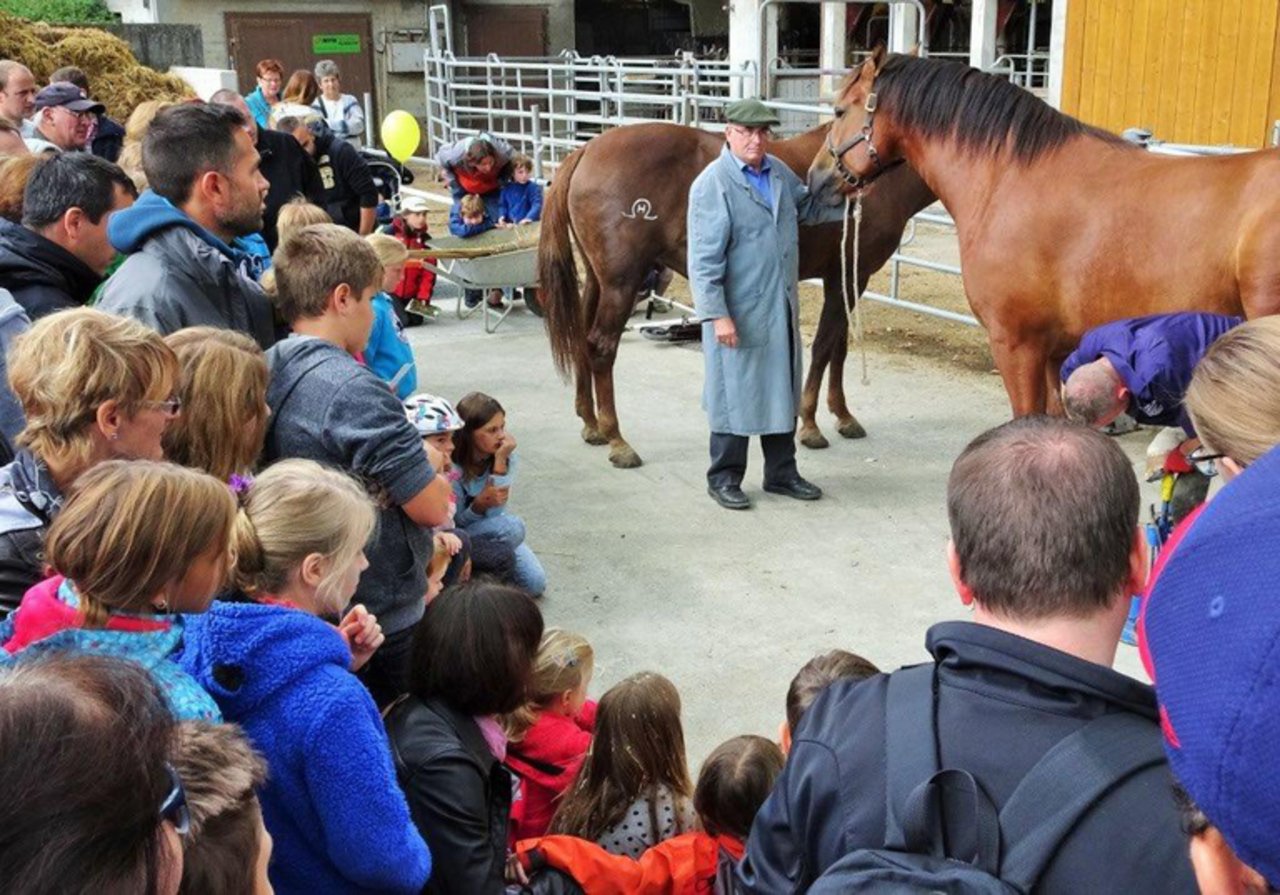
[837, 419, 868, 440]
[609, 446, 643, 469]
[800, 429, 830, 450]
[582, 426, 608, 446]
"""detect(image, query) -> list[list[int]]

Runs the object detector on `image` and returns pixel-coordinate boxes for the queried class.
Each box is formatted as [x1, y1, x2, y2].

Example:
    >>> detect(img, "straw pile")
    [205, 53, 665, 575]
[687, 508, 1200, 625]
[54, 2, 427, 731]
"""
[0, 12, 193, 120]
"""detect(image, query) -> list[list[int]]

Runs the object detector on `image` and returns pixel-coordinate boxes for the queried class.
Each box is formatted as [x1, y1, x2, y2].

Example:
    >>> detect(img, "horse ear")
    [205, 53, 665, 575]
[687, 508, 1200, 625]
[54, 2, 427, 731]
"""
[869, 43, 887, 71]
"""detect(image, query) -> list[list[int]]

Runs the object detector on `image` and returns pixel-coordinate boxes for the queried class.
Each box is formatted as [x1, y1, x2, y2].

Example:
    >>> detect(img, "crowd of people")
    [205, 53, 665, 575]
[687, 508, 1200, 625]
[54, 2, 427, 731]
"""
[1, 50, 1279, 895]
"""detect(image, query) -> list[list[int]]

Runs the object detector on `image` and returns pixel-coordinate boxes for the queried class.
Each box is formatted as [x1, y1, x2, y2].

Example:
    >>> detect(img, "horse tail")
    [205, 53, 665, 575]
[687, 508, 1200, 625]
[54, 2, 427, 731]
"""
[540, 144, 587, 378]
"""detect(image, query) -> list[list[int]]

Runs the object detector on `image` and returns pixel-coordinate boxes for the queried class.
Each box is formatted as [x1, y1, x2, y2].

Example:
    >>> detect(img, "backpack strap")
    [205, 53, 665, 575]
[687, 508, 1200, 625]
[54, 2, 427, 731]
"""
[998, 711, 1167, 891]
[882, 663, 939, 850]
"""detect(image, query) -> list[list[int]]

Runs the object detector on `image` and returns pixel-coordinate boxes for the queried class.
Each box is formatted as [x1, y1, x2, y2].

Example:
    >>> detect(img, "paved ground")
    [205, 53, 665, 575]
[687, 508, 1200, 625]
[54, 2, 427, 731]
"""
[411, 292, 1156, 766]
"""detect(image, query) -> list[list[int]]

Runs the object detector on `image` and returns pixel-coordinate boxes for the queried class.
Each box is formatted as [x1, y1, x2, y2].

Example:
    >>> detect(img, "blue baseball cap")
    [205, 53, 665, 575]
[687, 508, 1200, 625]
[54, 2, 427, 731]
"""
[1145, 442, 1280, 886]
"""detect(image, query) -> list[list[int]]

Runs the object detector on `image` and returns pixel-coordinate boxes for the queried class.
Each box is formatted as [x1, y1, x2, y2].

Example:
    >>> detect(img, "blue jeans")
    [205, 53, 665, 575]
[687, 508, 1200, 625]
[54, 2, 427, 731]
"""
[464, 512, 546, 596]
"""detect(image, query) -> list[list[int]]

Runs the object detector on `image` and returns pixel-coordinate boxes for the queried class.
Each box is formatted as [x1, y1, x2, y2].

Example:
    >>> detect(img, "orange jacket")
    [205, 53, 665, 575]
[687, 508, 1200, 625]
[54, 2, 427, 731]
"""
[517, 831, 744, 895]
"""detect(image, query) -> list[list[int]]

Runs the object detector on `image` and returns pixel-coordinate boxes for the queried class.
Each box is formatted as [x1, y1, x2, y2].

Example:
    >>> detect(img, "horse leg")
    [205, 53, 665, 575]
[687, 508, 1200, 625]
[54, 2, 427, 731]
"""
[818, 277, 867, 440]
[799, 342, 830, 450]
[989, 330, 1049, 416]
[589, 285, 643, 469]
[827, 331, 867, 439]
[1043, 357, 1065, 417]
[576, 272, 608, 445]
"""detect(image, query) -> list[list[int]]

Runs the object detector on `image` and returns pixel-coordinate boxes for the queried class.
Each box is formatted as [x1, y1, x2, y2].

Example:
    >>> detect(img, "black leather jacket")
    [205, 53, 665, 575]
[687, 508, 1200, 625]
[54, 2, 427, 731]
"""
[0, 450, 62, 620]
[386, 695, 512, 894]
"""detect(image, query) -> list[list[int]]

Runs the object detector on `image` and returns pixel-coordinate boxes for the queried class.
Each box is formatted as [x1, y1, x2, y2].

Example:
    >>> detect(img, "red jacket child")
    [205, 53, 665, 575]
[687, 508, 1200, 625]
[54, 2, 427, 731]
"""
[507, 700, 597, 842]
[517, 831, 745, 895]
[386, 213, 436, 305]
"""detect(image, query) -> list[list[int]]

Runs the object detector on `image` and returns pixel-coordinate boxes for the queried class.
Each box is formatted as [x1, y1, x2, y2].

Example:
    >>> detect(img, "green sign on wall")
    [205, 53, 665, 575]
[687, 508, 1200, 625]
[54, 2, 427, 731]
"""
[312, 34, 361, 54]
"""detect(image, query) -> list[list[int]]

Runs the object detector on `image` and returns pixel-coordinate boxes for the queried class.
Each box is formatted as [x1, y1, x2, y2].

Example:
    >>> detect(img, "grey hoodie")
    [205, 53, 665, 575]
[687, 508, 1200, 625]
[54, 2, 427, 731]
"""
[264, 336, 435, 634]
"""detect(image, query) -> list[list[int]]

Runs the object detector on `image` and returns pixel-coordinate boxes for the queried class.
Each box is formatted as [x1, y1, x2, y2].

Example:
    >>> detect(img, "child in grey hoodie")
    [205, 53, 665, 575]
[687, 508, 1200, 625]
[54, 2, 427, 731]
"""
[261, 224, 452, 707]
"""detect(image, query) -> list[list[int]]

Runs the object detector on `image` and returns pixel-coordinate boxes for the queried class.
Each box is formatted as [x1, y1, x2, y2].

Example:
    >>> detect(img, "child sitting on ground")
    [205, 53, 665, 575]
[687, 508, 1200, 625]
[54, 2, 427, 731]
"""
[781, 649, 880, 753]
[519, 734, 785, 894]
[505, 629, 597, 842]
[363, 233, 419, 399]
[550, 671, 695, 858]
[498, 154, 543, 226]
[449, 193, 502, 309]
[173, 722, 273, 895]
[405, 392, 500, 587]
[179, 459, 431, 894]
[384, 194, 438, 321]
[453, 391, 545, 596]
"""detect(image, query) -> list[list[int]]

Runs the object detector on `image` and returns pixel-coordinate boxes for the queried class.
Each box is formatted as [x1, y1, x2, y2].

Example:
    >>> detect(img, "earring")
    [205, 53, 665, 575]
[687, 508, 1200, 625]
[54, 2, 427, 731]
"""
[152, 597, 169, 614]
[109, 433, 120, 441]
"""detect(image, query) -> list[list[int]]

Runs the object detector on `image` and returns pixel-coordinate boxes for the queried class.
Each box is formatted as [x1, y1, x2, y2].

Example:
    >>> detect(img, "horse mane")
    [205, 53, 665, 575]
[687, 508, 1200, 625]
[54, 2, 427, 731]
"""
[861, 53, 1130, 163]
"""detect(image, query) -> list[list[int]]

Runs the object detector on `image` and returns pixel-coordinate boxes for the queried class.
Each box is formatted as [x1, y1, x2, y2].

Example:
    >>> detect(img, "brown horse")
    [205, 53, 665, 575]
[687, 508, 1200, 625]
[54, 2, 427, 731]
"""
[814, 48, 1280, 415]
[539, 122, 934, 468]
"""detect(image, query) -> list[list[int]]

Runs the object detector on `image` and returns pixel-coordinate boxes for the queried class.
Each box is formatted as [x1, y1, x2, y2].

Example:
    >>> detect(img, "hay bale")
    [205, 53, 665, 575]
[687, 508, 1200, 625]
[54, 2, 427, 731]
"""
[0, 13, 59, 79]
[0, 13, 193, 121]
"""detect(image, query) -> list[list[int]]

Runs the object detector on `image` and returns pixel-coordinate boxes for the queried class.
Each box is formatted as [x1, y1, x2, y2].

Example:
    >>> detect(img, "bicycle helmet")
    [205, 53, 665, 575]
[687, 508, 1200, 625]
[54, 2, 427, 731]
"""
[405, 393, 463, 436]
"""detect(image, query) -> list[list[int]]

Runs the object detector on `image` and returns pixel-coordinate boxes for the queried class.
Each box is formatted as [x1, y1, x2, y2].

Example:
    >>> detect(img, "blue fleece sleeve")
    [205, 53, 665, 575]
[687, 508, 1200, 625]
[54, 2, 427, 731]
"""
[526, 183, 543, 221]
[489, 451, 518, 489]
[452, 474, 485, 528]
[304, 686, 432, 892]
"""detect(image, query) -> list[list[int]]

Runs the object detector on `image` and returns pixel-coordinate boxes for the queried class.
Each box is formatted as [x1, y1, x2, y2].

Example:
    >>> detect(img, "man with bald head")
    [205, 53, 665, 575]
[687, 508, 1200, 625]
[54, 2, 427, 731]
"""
[209, 88, 324, 249]
[1060, 312, 1242, 433]
[0, 62, 37, 130]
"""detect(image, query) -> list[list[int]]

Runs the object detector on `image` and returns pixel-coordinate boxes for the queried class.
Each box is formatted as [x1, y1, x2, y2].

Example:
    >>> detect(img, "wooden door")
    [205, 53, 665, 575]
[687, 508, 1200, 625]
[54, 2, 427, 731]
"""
[463, 5, 549, 56]
[225, 13, 377, 114]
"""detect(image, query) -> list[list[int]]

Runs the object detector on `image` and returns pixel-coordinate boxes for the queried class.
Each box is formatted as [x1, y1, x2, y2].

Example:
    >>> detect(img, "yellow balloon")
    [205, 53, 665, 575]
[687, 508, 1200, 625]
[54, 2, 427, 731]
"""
[381, 110, 421, 163]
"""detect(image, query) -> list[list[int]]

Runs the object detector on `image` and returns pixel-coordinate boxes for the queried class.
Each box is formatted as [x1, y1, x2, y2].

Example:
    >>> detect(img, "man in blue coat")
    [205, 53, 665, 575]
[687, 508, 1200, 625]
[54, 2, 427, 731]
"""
[1060, 312, 1242, 432]
[687, 99, 842, 510]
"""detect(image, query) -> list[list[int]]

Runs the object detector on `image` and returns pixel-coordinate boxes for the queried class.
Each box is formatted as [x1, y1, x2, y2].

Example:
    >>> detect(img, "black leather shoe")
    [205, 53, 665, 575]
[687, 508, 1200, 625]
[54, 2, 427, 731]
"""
[707, 484, 751, 510]
[763, 477, 823, 500]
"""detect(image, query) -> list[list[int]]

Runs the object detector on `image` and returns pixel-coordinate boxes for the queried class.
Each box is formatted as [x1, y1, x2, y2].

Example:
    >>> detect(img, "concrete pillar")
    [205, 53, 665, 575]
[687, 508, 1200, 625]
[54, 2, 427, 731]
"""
[819, 3, 847, 97]
[888, 2, 920, 53]
[969, 0, 998, 70]
[1047, 0, 1069, 108]
[728, 0, 776, 97]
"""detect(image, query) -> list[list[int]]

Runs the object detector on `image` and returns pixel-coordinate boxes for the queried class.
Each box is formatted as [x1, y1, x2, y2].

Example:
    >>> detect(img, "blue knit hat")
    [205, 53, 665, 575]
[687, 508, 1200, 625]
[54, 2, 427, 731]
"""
[1145, 442, 1280, 886]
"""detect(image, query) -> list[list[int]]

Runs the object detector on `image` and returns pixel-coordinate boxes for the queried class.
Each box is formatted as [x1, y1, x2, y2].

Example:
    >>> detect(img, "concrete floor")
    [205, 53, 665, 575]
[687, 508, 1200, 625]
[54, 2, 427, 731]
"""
[411, 294, 1156, 767]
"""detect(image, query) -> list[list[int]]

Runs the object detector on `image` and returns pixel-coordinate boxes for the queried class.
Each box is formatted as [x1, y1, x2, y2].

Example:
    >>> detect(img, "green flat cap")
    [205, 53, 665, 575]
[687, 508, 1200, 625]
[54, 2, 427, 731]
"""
[723, 98, 781, 128]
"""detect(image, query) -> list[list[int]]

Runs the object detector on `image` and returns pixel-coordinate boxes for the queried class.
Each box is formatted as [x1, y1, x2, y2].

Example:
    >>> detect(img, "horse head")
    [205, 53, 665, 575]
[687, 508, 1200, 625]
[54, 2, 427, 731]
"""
[808, 45, 905, 198]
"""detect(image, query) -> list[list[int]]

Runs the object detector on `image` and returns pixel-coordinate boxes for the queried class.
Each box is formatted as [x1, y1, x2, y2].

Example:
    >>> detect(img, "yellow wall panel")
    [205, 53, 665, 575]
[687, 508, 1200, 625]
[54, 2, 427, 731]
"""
[1062, 0, 1280, 148]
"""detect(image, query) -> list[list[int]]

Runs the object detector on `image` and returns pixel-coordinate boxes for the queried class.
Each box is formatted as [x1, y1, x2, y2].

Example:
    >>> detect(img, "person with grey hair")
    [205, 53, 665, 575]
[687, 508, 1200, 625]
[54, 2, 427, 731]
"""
[311, 60, 365, 149]
[0, 152, 136, 318]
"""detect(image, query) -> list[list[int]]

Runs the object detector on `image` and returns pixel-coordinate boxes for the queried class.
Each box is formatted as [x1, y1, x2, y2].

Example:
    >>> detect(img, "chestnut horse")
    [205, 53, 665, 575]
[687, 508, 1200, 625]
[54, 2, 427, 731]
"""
[539, 122, 934, 468]
[813, 48, 1280, 416]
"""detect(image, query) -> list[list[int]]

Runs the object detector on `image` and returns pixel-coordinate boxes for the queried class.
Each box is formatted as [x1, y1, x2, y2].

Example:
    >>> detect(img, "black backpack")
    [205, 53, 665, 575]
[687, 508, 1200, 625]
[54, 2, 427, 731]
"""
[807, 664, 1166, 894]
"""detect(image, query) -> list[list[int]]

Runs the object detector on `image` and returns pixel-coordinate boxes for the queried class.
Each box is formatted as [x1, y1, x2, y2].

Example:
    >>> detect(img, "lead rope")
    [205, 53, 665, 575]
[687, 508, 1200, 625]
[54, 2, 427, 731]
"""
[840, 191, 870, 385]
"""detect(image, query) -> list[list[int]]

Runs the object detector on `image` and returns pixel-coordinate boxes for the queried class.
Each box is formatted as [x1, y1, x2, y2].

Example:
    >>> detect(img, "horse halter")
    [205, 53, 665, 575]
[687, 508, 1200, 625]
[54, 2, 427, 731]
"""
[826, 88, 899, 190]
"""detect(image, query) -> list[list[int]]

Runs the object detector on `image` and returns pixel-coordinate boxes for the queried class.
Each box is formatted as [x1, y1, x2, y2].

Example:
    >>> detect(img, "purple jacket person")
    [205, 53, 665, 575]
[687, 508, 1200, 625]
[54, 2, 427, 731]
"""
[1060, 312, 1243, 432]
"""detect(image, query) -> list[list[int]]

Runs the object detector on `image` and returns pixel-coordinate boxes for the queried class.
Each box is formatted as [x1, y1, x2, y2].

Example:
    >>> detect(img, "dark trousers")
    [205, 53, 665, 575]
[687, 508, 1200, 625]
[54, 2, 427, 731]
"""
[358, 622, 416, 709]
[708, 429, 799, 488]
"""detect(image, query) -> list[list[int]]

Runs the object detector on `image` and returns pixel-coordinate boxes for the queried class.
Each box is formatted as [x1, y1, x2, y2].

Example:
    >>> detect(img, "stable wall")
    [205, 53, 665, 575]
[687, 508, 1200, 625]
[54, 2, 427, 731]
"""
[1060, 0, 1280, 147]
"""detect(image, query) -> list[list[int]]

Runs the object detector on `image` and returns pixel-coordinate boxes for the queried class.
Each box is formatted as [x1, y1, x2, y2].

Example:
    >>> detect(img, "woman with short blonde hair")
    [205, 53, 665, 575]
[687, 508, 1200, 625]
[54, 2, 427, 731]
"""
[0, 308, 179, 617]
[163, 328, 270, 481]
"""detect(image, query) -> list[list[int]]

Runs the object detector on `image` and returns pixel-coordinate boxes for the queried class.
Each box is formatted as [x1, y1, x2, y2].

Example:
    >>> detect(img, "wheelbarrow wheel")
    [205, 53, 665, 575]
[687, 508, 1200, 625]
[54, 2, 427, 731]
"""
[522, 287, 544, 317]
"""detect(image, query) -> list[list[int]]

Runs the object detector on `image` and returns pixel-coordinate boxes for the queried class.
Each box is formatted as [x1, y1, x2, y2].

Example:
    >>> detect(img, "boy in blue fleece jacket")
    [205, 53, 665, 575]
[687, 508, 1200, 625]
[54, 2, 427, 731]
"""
[261, 224, 452, 707]
[497, 154, 543, 224]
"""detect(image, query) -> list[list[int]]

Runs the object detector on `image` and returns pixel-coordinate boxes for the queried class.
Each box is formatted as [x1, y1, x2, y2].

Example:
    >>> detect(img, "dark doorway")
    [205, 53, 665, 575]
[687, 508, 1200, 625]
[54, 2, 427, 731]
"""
[576, 0, 693, 56]
[463, 5, 549, 56]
